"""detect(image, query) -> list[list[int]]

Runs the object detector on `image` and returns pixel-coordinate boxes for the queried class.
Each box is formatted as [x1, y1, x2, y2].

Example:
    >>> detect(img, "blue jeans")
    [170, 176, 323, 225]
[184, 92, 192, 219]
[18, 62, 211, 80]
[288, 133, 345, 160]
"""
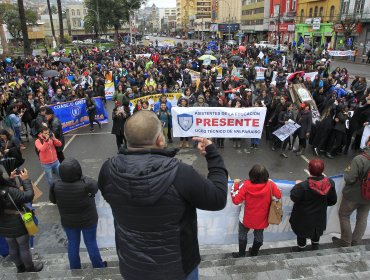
[64, 224, 105, 269]
[251, 138, 260, 146]
[41, 160, 60, 187]
[13, 126, 21, 142]
[0, 236, 9, 257]
[185, 267, 198, 280]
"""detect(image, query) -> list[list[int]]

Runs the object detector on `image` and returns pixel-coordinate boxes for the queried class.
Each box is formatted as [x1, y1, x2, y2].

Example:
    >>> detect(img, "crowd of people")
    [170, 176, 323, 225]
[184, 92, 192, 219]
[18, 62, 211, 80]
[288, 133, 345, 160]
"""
[0, 39, 369, 279]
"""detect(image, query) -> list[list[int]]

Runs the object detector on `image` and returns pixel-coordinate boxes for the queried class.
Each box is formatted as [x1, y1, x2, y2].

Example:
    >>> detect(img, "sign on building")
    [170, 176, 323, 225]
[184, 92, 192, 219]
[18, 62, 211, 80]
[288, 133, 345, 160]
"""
[312, 18, 321, 30]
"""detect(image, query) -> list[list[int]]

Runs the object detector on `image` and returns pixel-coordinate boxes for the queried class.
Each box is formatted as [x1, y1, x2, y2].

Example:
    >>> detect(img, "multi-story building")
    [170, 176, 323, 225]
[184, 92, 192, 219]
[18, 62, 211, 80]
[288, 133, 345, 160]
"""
[241, 0, 270, 42]
[295, 0, 341, 47]
[65, 3, 87, 36]
[268, 0, 297, 43]
[176, 0, 197, 32]
[340, 0, 369, 55]
[159, 8, 177, 33]
[216, 0, 242, 24]
[40, 13, 68, 44]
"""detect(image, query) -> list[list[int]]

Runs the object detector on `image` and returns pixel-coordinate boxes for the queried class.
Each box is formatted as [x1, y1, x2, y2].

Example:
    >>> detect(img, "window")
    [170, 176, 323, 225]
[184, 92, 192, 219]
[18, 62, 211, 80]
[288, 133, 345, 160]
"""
[77, 10, 80, 16]
[71, 9, 75, 16]
[342, 1, 349, 15]
[300, 9, 304, 23]
[286, 0, 290, 13]
[329, 6, 335, 21]
[354, 0, 365, 14]
[314, 6, 318, 17]
[319, 7, 323, 17]
[309, 8, 313, 18]
[292, 0, 296, 11]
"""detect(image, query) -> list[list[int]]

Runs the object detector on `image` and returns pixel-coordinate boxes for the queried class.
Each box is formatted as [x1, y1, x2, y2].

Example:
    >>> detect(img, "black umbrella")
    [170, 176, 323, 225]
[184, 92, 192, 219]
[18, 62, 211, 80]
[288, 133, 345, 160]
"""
[43, 70, 59, 78]
[60, 57, 71, 63]
[1, 157, 17, 176]
[229, 56, 242, 61]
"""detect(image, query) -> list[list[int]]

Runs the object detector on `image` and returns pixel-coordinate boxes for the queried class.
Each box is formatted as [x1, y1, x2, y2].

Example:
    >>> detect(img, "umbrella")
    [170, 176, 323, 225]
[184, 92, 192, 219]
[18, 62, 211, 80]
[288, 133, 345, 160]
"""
[287, 71, 305, 82]
[60, 57, 71, 63]
[43, 70, 59, 78]
[1, 157, 17, 176]
[198, 55, 217, 61]
[303, 43, 311, 50]
[229, 56, 242, 61]
[238, 46, 246, 52]
[205, 50, 214, 54]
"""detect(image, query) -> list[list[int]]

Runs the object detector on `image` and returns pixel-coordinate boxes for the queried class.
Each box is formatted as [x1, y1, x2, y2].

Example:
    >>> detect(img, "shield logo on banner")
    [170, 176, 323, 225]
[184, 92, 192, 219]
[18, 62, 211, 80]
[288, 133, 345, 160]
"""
[70, 106, 81, 117]
[177, 114, 193, 131]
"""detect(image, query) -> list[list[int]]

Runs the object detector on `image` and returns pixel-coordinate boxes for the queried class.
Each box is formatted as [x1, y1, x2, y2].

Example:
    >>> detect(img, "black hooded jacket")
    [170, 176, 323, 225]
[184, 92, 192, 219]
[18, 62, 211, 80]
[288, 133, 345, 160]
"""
[50, 158, 99, 228]
[98, 145, 228, 280]
[290, 176, 337, 238]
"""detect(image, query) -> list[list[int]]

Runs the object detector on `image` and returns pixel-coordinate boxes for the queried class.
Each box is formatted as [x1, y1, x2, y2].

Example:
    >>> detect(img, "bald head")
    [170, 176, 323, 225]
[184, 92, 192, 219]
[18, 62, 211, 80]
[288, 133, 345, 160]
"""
[124, 110, 163, 148]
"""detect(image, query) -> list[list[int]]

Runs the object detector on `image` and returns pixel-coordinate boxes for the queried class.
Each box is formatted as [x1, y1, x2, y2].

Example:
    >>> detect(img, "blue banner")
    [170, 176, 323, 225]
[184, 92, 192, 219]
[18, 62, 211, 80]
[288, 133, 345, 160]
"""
[49, 97, 109, 134]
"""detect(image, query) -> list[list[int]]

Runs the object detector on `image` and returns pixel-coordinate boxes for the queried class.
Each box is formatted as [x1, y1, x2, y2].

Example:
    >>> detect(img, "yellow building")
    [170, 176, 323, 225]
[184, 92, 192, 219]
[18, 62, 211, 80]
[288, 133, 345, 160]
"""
[295, 0, 341, 47]
[176, 0, 197, 30]
[241, 0, 269, 42]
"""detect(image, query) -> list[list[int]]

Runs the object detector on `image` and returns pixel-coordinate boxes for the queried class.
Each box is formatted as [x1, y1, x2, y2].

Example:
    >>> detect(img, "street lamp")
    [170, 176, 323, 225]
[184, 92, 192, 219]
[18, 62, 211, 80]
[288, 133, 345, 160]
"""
[87, 1, 101, 46]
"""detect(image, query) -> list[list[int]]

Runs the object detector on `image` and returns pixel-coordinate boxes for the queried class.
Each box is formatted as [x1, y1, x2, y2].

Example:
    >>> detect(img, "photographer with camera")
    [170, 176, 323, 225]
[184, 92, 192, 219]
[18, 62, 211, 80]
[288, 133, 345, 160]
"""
[34, 127, 62, 188]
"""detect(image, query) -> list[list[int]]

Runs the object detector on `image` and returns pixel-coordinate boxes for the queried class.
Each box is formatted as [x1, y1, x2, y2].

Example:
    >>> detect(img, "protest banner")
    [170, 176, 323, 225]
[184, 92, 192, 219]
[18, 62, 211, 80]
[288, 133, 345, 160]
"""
[95, 175, 368, 247]
[328, 50, 355, 57]
[135, 54, 151, 58]
[273, 121, 300, 141]
[129, 93, 183, 112]
[255, 66, 267, 81]
[361, 125, 370, 149]
[104, 81, 115, 100]
[172, 107, 267, 138]
[49, 97, 108, 134]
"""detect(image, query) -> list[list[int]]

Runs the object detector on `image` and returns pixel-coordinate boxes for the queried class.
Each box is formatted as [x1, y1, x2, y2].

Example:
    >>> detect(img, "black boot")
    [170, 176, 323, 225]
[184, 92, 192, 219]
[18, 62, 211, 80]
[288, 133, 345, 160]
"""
[232, 239, 247, 258]
[25, 262, 43, 272]
[311, 242, 319, 250]
[249, 241, 263, 257]
[17, 264, 26, 273]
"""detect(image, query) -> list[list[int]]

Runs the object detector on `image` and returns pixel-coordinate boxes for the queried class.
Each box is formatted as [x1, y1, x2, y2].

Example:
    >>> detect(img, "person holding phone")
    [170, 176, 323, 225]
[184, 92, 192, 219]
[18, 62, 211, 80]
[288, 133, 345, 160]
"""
[34, 127, 62, 188]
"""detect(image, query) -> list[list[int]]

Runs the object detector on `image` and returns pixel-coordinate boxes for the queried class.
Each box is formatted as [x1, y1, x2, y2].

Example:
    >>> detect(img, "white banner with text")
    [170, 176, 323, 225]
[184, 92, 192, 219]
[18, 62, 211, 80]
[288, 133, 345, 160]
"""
[171, 107, 267, 138]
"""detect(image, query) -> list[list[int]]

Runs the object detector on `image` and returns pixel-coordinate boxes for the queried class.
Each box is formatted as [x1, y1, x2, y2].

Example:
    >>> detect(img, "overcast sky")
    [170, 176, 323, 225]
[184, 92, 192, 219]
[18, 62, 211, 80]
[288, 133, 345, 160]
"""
[144, 0, 176, 8]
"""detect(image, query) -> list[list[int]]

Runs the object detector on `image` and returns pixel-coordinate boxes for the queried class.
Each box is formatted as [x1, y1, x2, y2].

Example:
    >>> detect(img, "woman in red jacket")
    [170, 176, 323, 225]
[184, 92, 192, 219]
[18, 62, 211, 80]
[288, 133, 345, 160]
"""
[231, 164, 282, 257]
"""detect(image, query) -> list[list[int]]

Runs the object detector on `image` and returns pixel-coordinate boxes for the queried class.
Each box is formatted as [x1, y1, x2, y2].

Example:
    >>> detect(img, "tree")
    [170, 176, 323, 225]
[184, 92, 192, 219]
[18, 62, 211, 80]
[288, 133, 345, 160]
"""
[84, 0, 144, 43]
[0, 11, 9, 56]
[340, 17, 359, 49]
[17, 0, 33, 56]
[0, 3, 38, 41]
[47, 0, 57, 44]
[51, 5, 58, 15]
[57, 0, 64, 44]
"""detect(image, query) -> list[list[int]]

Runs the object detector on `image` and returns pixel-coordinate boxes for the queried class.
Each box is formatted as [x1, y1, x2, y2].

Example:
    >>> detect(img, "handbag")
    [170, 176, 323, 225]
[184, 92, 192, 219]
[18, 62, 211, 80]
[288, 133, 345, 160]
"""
[7, 192, 39, 236]
[267, 181, 283, 225]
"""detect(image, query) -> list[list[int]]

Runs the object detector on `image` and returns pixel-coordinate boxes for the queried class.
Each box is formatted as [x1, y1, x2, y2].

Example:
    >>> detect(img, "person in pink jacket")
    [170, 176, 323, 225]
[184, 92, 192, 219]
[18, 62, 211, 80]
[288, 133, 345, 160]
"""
[35, 126, 62, 188]
[231, 164, 282, 257]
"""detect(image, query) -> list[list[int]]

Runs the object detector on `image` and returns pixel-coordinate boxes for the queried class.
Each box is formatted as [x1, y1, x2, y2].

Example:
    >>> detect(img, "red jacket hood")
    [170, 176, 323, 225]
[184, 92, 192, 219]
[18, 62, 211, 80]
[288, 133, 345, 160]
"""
[243, 180, 269, 197]
[308, 177, 331, 195]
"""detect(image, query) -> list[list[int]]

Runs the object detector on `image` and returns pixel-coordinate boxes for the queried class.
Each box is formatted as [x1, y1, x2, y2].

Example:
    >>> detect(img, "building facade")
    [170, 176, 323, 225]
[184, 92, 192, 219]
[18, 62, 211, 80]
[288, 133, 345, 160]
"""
[65, 4, 87, 36]
[295, 0, 341, 47]
[340, 0, 370, 55]
[176, 0, 197, 31]
[241, 0, 270, 42]
[268, 0, 297, 43]
[217, 0, 242, 24]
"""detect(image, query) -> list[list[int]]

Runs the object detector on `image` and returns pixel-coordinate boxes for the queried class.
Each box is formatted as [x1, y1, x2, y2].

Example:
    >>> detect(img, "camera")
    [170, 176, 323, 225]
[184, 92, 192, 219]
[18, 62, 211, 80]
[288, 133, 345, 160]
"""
[15, 168, 23, 175]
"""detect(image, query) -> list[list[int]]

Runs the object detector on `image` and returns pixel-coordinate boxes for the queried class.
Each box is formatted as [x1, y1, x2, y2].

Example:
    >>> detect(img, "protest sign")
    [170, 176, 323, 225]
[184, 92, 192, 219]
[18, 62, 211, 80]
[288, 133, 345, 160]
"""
[49, 97, 108, 134]
[328, 50, 355, 57]
[255, 66, 267, 81]
[273, 121, 300, 141]
[104, 81, 115, 100]
[129, 93, 183, 112]
[361, 125, 370, 149]
[172, 107, 267, 138]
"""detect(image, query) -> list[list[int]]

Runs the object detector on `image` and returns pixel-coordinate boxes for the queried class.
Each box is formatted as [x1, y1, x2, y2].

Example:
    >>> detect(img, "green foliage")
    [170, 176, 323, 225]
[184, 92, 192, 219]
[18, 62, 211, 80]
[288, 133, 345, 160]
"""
[83, 0, 144, 33]
[0, 3, 38, 40]
[51, 5, 58, 14]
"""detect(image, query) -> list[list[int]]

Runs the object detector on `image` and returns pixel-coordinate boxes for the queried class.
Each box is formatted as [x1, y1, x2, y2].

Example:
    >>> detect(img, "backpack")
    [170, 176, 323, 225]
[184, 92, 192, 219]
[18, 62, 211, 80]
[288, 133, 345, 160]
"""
[361, 153, 370, 200]
[5, 114, 11, 128]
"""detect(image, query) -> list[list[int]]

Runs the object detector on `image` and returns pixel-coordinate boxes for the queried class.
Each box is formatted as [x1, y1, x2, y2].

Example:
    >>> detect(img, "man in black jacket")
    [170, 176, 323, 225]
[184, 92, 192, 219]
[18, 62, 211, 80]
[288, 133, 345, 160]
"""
[45, 108, 65, 162]
[98, 110, 228, 280]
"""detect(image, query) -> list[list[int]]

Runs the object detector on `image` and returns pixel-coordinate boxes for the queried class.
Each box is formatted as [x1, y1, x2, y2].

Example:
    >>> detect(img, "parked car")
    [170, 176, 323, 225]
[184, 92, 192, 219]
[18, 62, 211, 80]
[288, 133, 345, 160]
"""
[153, 33, 158, 36]
[83, 39, 93, 44]
[176, 35, 181, 39]
[145, 35, 150, 40]
[72, 40, 83, 45]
